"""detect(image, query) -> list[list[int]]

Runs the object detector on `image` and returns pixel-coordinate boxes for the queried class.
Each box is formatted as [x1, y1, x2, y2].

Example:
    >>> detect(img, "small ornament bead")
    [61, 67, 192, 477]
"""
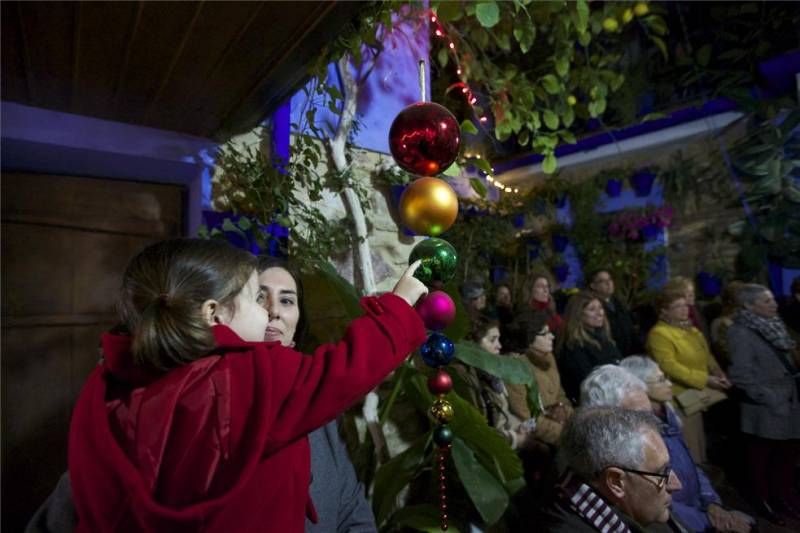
[429, 398, 454, 423]
[427, 370, 454, 395]
[433, 424, 454, 446]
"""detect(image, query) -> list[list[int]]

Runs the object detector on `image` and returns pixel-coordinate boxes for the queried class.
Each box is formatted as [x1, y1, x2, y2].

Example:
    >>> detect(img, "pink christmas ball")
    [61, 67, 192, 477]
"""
[416, 290, 456, 331]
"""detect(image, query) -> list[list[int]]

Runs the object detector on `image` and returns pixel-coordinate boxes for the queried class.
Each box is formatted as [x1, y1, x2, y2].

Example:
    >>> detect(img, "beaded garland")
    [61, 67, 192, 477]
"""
[389, 59, 461, 531]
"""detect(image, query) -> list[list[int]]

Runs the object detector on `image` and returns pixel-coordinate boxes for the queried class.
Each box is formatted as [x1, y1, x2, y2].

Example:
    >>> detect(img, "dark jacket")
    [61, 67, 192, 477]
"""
[603, 297, 638, 356]
[727, 323, 800, 440]
[557, 329, 622, 404]
[26, 422, 376, 533]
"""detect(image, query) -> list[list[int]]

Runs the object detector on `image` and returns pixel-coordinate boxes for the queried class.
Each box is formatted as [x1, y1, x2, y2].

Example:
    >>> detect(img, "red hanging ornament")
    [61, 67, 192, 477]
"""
[389, 102, 460, 177]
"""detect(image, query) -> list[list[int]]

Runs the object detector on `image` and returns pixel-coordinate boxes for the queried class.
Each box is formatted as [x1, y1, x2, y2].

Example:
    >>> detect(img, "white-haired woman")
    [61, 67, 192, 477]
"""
[621, 357, 753, 533]
[727, 284, 800, 523]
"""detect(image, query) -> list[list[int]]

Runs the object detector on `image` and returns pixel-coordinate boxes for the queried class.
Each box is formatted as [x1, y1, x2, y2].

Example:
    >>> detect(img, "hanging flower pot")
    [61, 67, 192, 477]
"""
[554, 263, 570, 282]
[555, 193, 568, 208]
[492, 267, 509, 283]
[697, 272, 723, 298]
[512, 213, 525, 228]
[605, 179, 623, 197]
[528, 238, 541, 259]
[552, 233, 569, 253]
[641, 223, 662, 241]
[630, 170, 656, 197]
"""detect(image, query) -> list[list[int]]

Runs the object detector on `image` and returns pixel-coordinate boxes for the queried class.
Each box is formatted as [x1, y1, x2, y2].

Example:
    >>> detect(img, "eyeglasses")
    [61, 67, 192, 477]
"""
[617, 466, 672, 490]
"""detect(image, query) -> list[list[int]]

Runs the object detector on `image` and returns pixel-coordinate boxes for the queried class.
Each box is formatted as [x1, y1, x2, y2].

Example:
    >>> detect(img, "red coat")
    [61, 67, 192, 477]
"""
[68, 293, 425, 532]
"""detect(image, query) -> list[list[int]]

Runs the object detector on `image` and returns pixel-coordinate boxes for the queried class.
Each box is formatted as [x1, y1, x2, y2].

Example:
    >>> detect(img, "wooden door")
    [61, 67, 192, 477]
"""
[1, 172, 185, 531]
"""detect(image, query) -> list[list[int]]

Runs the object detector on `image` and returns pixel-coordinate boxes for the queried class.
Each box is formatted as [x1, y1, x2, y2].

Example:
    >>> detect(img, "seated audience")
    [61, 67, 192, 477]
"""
[461, 280, 487, 321]
[541, 407, 682, 532]
[727, 283, 800, 524]
[456, 315, 534, 450]
[620, 357, 754, 533]
[527, 272, 564, 335]
[587, 269, 639, 356]
[709, 281, 744, 368]
[556, 291, 622, 404]
[491, 282, 517, 352]
[664, 277, 711, 344]
[508, 311, 573, 446]
[646, 288, 730, 464]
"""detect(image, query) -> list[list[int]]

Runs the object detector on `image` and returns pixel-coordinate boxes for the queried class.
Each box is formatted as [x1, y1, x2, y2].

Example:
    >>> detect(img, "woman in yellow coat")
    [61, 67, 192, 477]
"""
[646, 287, 731, 463]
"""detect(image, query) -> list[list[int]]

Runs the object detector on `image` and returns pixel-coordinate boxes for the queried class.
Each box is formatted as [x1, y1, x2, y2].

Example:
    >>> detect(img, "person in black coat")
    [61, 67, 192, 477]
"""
[556, 291, 622, 404]
[587, 269, 639, 356]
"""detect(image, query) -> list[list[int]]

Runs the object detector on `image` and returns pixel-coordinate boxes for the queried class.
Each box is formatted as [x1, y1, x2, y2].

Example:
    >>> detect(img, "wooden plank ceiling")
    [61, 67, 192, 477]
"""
[1, 1, 364, 142]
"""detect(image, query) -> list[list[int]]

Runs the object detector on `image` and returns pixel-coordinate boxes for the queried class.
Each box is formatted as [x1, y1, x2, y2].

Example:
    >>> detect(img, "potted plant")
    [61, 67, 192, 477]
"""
[630, 168, 657, 197]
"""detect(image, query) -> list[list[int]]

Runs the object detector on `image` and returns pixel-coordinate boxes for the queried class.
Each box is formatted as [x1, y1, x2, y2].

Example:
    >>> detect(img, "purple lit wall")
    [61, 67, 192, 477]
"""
[1, 101, 217, 234]
[290, 10, 429, 154]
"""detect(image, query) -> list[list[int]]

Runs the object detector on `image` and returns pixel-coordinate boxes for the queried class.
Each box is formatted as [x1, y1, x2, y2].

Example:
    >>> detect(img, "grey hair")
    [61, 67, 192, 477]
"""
[736, 283, 769, 307]
[619, 356, 660, 383]
[580, 364, 647, 407]
[558, 407, 660, 479]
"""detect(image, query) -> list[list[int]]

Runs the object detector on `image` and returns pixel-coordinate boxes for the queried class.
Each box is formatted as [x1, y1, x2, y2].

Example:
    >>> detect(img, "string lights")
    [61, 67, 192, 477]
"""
[429, 11, 520, 195]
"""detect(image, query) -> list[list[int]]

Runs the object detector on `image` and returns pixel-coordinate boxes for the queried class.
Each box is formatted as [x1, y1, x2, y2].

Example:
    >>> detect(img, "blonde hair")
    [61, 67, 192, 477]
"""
[559, 291, 613, 351]
[663, 276, 693, 296]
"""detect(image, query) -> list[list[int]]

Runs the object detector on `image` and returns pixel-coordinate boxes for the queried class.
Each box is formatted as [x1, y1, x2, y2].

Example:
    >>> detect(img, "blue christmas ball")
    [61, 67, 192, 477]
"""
[420, 332, 455, 367]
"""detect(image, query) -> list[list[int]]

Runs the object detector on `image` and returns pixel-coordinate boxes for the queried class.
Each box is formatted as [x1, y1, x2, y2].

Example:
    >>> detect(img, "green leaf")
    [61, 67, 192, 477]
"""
[437, 46, 450, 68]
[454, 342, 534, 385]
[575, 0, 589, 33]
[555, 55, 569, 78]
[470, 178, 488, 198]
[475, 1, 500, 28]
[372, 435, 429, 526]
[640, 112, 667, 123]
[452, 437, 509, 525]
[518, 129, 530, 146]
[442, 163, 461, 177]
[472, 157, 493, 175]
[390, 504, 462, 533]
[696, 44, 712, 67]
[543, 109, 559, 130]
[460, 119, 479, 135]
[560, 130, 577, 144]
[562, 106, 575, 128]
[436, 1, 463, 22]
[236, 217, 252, 231]
[651, 35, 668, 61]
[222, 218, 248, 240]
[513, 21, 536, 53]
[541, 74, 560, 95]
[542, 153, 558, 174]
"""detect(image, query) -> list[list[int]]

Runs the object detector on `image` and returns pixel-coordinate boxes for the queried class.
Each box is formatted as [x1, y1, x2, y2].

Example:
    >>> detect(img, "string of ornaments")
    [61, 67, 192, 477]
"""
[388, 60, 461, 531]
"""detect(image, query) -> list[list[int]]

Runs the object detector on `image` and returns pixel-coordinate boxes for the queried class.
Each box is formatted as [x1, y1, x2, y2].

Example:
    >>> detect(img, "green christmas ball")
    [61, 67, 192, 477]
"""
[433, 424, 454, 447]
[409, 238, 458, 286]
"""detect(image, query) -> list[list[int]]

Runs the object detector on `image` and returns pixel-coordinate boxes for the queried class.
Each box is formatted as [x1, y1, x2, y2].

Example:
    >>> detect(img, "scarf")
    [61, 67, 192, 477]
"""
[736, 309, 796, 352]
[659, 314, 692, 330]
[558, 471, 632, 533]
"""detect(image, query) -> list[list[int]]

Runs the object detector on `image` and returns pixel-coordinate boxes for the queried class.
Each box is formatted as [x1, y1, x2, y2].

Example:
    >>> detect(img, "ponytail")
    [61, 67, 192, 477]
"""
[118, 239, 255, 371]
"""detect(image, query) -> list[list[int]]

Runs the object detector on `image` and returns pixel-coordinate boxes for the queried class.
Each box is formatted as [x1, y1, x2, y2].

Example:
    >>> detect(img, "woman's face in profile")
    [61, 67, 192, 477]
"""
[747, 290, 778, 318]
[479, 326, 502, 355]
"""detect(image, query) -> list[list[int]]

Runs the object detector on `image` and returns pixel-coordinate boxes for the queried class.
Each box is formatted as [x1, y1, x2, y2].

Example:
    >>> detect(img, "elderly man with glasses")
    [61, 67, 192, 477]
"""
[542, 406, 683, 532]
[580, 363, 753, 533]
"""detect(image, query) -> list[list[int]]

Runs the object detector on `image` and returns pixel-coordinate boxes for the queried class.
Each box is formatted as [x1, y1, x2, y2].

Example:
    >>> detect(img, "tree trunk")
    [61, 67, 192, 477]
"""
[330, 56, 377, 296]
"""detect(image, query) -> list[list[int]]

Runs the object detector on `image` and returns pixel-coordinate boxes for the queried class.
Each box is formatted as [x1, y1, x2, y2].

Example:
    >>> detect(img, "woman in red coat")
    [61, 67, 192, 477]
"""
[67, 238, 427, 532]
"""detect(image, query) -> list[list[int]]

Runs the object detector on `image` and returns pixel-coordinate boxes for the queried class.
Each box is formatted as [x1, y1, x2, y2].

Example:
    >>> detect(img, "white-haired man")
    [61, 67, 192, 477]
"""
[582, 363, 753, 533]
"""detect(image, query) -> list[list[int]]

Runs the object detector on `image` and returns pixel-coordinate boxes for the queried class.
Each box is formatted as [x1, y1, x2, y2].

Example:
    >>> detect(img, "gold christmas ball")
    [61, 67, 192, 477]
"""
[399, 177, 459, 237]
[429, 398, 455, 424]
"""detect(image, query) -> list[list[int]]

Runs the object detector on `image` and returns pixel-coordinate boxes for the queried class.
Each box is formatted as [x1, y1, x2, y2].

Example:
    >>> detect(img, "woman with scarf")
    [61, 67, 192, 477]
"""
[527, 272, 564, 336]
[646, 288, 730, 464]
[727, 284, 800, 524]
